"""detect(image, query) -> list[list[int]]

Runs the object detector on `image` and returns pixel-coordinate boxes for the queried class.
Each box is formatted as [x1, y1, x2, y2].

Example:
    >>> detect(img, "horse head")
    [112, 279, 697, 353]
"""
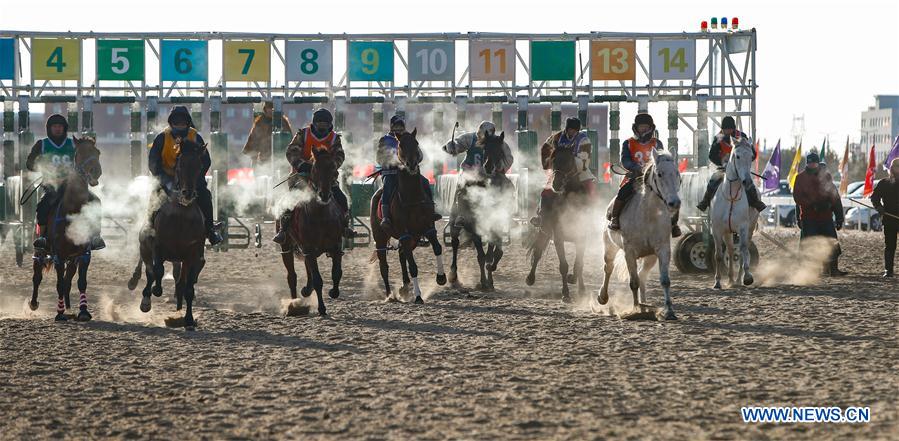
[397, 128, 422, 174]
[550, 147, 579, 194]
[646, 149, 682, 212]
[311, 147, 338, 203]
[173, 138, 207, 207]
[482, 131, 506, 176]
[73, 135, 102, 187]
[727, 136, 755, 185]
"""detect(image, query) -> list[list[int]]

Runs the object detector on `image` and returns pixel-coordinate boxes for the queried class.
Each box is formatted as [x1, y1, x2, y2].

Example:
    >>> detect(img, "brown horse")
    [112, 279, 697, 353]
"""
[525, 148, 592, 303]
[279, 147, 346, 316]
[370, 129, 446, 303]
[29, 136, 102, 322]
[133, 139, 207, 329]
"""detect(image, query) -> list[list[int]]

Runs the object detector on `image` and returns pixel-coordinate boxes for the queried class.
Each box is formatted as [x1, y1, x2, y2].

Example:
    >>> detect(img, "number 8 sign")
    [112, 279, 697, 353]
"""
[285, 41, 332, 82]
[96, 40, 145, 81]
[160, 40, 208, 82]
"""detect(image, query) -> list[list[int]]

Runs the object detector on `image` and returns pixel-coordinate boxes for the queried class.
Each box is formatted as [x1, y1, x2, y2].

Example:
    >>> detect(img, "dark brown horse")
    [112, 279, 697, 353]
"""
[280, 147, 346, 316]
[525, 148, 592, 303]
[29, 136, 102, 321]
[448, 132, 514, 290]
[133, 139, 207, 329]
[370, 129, 446, 303]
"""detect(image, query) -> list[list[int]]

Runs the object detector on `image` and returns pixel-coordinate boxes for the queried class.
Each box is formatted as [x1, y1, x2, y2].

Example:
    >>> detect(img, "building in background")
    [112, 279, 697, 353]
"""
[860, 95, 899, 162]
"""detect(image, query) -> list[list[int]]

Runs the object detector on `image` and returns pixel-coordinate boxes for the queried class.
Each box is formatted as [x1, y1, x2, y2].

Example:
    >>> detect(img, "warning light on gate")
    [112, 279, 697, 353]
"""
[701, 21, 708, 32]
[731, 17, 739, 29]
[721, 17, 728, 28]
[710, 17, 718, 29]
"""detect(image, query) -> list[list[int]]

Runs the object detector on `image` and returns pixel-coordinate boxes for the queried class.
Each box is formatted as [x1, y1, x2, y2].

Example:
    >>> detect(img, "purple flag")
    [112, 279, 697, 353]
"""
[762, 140, 781, 194]
[884, 135, 899, 171]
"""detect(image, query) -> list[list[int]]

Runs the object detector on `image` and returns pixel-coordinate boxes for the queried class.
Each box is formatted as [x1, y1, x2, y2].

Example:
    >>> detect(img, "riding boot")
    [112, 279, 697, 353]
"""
[828, 256, 848, 277]
[744, 182, 768, 212]
[380, 205, 393, 231]
[90, 236, 107, 250]
[884, 247, 895, 277]
[671, 209, 682, 238]
[344, 212, 358, 239]
[608, 199, 626, 231]
[33, 225, 48, 252]
[272, 212, 292, 244]
[696, 185, 715, 211]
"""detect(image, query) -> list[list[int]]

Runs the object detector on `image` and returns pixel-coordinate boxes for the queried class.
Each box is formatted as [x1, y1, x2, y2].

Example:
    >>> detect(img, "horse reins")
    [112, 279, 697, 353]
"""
[723, 150, 746, 233]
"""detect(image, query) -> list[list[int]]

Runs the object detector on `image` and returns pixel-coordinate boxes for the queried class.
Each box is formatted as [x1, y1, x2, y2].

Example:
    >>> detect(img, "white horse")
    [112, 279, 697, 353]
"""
[598, 149, 681, 320]
[709, 137, 759, 288]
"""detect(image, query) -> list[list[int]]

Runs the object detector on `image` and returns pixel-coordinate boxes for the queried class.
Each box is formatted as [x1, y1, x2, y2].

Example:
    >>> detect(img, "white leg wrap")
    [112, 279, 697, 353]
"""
[436, 254, 445, 275]
[412, 277, 422, 298]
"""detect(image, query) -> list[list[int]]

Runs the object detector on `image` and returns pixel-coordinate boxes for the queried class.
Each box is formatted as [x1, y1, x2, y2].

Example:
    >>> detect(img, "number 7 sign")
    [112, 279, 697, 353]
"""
[590, 40, 635, 81]
[223, 41, 270, 82]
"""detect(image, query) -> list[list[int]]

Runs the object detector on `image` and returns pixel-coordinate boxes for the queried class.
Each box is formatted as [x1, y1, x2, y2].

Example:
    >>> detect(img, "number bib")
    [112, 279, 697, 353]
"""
[628, 137, 658, 167]
[41, 137, 75, 179]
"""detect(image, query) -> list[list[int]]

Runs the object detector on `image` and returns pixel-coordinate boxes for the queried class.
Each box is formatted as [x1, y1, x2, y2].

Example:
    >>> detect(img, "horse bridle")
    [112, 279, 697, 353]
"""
[643, 163, 667, 203]
[74, 154, 100, 185]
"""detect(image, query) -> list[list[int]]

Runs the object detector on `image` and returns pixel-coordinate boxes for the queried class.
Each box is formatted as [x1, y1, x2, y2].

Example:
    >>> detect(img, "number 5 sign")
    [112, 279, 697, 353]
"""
[96, 40, 145, 81]
[160, 40, 208, 82]
[285, 41, 332, 82]
[590, 40, 635, 81]
[223, 41, 270, 82]
[650, 40, 695, 80]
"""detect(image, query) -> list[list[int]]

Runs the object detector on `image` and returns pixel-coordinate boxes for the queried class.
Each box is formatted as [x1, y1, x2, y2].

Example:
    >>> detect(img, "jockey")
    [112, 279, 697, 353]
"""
[530, 117, 595, 228]
[696, 116, 767, 212]
[242, 100, 293, 168]
[273, 108, 354, 244]
[608, 113, 682, 237]
[27, 114, 105, 252]
[443, 120, 514, 225]
[377, 114, 440, 231]
[148, 106, 223, 246]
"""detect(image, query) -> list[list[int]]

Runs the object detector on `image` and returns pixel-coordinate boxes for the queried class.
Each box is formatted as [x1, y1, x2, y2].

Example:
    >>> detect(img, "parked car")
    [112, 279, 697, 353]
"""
[844, 179, 882, 231]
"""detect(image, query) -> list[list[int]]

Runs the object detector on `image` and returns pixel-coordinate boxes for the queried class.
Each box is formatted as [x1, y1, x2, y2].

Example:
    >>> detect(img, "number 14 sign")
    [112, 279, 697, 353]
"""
[650, 40, 695, 81]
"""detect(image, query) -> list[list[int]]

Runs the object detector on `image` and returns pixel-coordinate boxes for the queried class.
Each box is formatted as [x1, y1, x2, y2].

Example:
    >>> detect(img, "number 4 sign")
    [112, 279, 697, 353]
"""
[650, 40, 695, 81]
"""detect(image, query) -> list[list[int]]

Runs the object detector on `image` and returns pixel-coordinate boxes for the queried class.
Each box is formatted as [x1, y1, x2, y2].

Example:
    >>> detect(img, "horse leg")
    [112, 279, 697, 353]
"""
[449, 231, 461, 287]
[472, 234, 489, 291]
[127, 258, 142, 291]
[574, 240, 586, 299]
[62, 261, 78, 319]
[712, 234, 723, 290]
[637, 255, 658, 304]
[426, 229, 447, 286]
[307, 256, 326, 316]
[399, 249, 411, 296]
[403, 242, 424, 304]
[657, 247, 676, 320]
[554, 231, 571, 303]
[140, 255, 154, 312]
[30, 257, 43, 311]
[739, 226, 754, 286]
[75, 255, 92, 322]
[280, 243, 298, 299]
[526, 230, 551, 286]
[151, 256, 164, 298]
[377, 248, 392, 300]
[53, 262, 67, 321]
[183, 258, 203, 330]
[598, 238, 618, 305]
[624, 251, 641, 309]
[725, 234, 736, 287]
[329, 250, 342, 299]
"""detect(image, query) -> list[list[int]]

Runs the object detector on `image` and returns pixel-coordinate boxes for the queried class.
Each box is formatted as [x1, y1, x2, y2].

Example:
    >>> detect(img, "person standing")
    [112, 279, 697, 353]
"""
[871, 158, 899, 277]
[792, 150, 846, 276]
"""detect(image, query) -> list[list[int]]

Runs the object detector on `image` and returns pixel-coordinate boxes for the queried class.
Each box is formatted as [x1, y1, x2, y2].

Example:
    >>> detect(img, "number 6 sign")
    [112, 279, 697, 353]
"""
[160, 40, 208, 82]
[96, 40, 145, 81]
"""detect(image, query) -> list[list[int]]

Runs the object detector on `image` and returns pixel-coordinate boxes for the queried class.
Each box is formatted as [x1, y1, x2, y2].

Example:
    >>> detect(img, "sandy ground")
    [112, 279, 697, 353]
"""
[0, 222, 896, 440]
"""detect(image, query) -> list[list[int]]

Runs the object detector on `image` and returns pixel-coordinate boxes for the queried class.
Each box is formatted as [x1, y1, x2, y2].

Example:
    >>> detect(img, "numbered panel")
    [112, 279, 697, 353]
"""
[223, 40, 270, 82]
[160, 40, 208, 82]
[0, 39, 14, 80]
[408, 41, 454, 82]
[590, 40, 636, 81]
[469, 40, 514, 82]
[348, 41, 394, 82]
[96, 40, 145, 81]
[650, 39, 696, 80]
[285, 40, 332, 82]
[530, 41, 574, 81]
[32, 38, 80, 80]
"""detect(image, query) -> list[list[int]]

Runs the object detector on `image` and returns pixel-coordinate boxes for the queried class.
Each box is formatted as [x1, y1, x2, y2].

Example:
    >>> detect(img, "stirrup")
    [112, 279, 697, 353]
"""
[272, 230, 288, 244]
[33, 237, 48, 251]
[671, 225, 682, 238]
[608, 219, 621, 231]
[529, 216, 542, 228]
[90, 237, 106, 250]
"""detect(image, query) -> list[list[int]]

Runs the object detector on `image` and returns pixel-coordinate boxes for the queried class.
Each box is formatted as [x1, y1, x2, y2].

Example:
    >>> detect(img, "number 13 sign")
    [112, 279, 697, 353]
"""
[590, 40, 636, 81]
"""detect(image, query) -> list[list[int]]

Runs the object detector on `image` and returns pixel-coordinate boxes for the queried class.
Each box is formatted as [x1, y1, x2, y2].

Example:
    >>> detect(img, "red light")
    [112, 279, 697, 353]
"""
[732, 17, 739, 29]
[701, 21, 708, 31]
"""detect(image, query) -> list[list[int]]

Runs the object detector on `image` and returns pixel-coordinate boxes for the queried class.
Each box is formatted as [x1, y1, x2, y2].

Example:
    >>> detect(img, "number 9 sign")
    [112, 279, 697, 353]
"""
[348, 41, 394, 82]
[96, 40, 145, 81]
[160, 40, 208, 82]
[285, 41, 332, 82]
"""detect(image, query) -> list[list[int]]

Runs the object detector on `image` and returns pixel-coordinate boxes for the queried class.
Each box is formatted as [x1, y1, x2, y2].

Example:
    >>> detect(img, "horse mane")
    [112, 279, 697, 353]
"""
[178, 138, 204, 156]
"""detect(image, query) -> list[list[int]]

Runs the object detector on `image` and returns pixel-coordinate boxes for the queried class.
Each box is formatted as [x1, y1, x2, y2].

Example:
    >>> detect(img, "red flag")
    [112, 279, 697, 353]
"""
[678, 158, 689, 173]
[863, 144, 876, 197]
[603, 162, 611, 183]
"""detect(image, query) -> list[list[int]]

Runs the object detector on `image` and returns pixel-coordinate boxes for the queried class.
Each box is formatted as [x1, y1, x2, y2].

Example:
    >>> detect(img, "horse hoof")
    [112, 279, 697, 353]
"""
[140, 299, 151, 313]
[54, 313, 68, 322]
[76, 309, 92, 322]
[598, 292, 609, 305]
[318, 308, 327, 317]
[662, 309, 678, 321]
[713, 281, 722, 290]
[185, 325, 196, 331]
[525, 273, 535, 286]
[436, 273, 447, 286]
[329, 288, 340, 299]
[301, 286, 312, 298]
[29, 300, 39, 311]
[399, 284, 410, 296]
[486, 263, 497, 272]
[561, 295, 572, 304]
[566, 274, 576, 284]
[151, 286, 162, 297]
[448, 271, 458, 284]
[127, 278, 139, 291]
[414, 296, 424, 304]
[743, 275, 754, 286]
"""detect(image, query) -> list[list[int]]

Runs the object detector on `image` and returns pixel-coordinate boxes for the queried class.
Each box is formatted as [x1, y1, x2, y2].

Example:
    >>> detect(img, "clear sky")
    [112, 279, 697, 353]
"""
[2, 0, 897, 149]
